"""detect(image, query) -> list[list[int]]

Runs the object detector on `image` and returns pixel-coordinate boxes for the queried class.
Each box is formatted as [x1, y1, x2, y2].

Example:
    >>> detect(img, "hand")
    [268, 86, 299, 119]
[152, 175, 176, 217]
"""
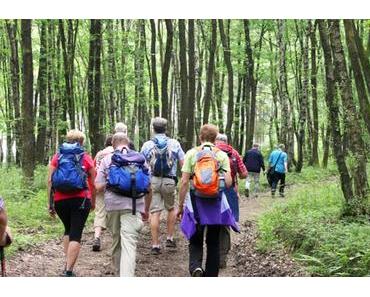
[176, 205, 184, 221]
[48, 207, 56, 218]
[141, 210, 149, 222]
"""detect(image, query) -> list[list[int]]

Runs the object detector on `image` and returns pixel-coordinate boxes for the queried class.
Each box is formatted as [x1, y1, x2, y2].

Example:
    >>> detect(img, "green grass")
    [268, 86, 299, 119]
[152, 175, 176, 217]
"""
[257, 170, 370, 276]
[1, 166, 64, 256]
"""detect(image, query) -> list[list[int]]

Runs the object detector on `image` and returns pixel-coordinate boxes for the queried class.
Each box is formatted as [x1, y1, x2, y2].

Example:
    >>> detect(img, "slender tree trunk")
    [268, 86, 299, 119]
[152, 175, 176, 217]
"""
[161, 20, 173, 120]
[186, 19, 196, 150]
[150, 19, 160, 116]
[21, 19, 36, 185]
[219, 19, 234, 142]
[322, 123, 330, 169]
[88, 20, 103, 157]
[202, 20, 217, 125]
[5, 20, 22, 165]
[35, 20, 48, 164]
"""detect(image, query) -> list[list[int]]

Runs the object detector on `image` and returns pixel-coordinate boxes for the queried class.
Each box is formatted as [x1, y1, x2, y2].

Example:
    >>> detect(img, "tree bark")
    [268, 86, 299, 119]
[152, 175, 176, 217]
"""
[219, 20, 234, 142]
[20, 19, 36, 184]
[202, 20, 217, 125]
[161, 20, 173, 120]
[150, 20, 160, 117]
[329, 20, 368, 215]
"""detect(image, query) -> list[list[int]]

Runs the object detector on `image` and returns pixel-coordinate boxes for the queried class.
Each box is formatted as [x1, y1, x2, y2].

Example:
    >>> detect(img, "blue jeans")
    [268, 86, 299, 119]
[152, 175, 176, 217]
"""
[224, 187, 239, 222]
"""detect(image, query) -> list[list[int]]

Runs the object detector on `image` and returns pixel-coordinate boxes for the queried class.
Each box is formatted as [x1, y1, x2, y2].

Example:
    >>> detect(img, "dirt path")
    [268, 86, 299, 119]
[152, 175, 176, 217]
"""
[6, 190, 303, 277]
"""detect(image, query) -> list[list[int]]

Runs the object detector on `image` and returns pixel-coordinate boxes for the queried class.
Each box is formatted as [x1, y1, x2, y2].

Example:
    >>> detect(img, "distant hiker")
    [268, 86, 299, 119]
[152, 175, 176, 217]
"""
[267, 144, 288, 197]
[177, 124, 239, 277]
[0, 197, 12, 277]
[92, 134, 114, 252]
[141, 117, 185, 255]
[243, 143, 265, 198]
[115, 122, 135, 150]
[215, 133, 247, 268]
[95, 132, 151, 277]
[48, 129, 96, 277]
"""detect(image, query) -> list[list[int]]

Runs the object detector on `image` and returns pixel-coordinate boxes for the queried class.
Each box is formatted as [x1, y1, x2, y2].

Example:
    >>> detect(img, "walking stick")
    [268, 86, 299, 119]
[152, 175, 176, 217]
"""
[0, 246, 5, 277]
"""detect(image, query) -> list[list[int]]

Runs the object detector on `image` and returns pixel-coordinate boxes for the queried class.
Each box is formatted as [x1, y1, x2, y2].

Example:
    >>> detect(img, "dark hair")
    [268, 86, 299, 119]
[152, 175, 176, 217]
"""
[105, 134, 113, 147]
[199, 124, 219, 143]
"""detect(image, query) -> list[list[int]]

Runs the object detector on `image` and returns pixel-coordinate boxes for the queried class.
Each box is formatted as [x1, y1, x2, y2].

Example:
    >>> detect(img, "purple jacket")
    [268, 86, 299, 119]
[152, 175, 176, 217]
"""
[243, 148, 265, 173]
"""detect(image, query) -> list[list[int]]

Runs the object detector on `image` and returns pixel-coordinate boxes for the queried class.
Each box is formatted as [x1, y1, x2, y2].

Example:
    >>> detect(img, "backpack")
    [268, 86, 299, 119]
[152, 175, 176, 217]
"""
[192, 145, 221, 198]
[107, 148, 150, 214]
[149, 136, 173, 176]
[51, 143, 88, 193]
[217, 145, 238, 183]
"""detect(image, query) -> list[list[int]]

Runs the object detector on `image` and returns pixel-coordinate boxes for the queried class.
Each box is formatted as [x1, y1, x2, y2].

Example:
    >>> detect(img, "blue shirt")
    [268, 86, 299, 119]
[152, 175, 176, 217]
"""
[268, 149, 287, 173]
[140, 134, 185, 177]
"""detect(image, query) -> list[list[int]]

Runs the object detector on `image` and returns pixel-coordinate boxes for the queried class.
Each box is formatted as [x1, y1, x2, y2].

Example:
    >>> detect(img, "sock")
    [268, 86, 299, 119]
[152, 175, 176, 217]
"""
[167, 236, 173, 241]
[152, 244, 160, 248]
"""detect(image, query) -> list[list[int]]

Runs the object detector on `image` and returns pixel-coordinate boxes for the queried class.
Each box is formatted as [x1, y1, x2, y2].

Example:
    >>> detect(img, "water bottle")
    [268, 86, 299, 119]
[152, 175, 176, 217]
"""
[219, 173, 226, 192]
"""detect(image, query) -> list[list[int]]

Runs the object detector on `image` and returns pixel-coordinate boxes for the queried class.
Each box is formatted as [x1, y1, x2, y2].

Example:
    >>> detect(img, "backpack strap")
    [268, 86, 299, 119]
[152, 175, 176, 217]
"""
[130, 170, 137, 215]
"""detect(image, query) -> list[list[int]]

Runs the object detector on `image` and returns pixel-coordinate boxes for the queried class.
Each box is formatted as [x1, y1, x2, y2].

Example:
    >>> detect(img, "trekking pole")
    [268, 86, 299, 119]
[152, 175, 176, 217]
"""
[49, 187, 55, 214]
[0, 247, 5, 277]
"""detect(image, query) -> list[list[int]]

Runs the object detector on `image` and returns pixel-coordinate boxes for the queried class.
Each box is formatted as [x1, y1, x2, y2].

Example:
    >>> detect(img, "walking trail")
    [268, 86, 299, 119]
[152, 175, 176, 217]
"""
[6, 189, 304, 277]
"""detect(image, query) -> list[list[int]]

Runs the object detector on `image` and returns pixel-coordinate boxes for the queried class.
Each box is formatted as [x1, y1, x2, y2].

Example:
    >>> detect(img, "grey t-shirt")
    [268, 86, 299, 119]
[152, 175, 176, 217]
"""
[95, 147, 145, 213]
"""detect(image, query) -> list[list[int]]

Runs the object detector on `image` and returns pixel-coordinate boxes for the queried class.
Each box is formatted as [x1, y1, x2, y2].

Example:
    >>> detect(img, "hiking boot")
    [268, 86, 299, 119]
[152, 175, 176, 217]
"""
[245, 189, 249, 198]
[279, 192, 285, 198]
[92, 237, 101, 252]
[165, 239, 177, 248]
[191, 267, 204, 277]
[61, 270, 76, 277]
[151, 247, 162, 255]
[271, 191, 276, 197]
[219, 259, 227, 269]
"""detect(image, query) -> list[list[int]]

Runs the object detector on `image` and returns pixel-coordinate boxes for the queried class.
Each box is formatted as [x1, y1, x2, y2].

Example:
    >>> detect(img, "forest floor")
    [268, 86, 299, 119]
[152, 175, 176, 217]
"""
[6, 186, 305, 277]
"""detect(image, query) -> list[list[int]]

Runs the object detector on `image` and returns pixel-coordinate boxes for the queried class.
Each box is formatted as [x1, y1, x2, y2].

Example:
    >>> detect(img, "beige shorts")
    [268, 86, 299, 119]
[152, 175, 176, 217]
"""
[150, 176, 177, 213]
[93, 193, 107, 229]
[0, 226, 12, 247]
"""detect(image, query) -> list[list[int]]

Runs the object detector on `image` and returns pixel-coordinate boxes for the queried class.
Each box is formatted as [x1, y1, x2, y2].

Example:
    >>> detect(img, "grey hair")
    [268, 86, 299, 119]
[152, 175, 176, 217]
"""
[216, 133, 228, 143]
[253, 143, 260, 148]
[278, 143, 286, 150]
[151, 117, 167, 133]
[114, 122, 128, 135]
[112, 132, 130, 148]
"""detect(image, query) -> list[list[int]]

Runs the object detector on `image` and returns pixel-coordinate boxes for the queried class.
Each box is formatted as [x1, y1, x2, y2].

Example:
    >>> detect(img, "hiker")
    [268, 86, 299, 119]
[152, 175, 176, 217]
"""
[95, 132, 151, 277]
[215, 133, 247, 268]
[92, 134, 114, 252]
[115, 122, 135, 150]
[141, 117, 185, 255]
[177, 124, 239, 277]
[243, 143, 265, 198]
[0, 197, 12, 277]
[47, 129, 96, 277]
[267, 144, 288, 197]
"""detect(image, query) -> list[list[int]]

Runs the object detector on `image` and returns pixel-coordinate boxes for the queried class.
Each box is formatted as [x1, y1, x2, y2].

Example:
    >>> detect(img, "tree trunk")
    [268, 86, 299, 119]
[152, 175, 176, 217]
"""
[5, 20, 22, 165]
[35, 20, 48, 165]
[186, 19, 196, 150]
[161, 20, 173, 120]
[20, 19, 36, 185]
[219, 20, 234, 142]
[88, 19, 103, 157]
[343, 20, 370, 135]
[202, 20, 217, 125]
[318, 20, 354, 207]
[150, 19, 160, 116]
[329, 20, 368, 215]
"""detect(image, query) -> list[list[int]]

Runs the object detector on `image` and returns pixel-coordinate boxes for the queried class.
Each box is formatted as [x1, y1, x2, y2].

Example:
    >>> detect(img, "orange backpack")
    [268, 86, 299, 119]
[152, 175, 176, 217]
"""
[192, 145, 221, 198]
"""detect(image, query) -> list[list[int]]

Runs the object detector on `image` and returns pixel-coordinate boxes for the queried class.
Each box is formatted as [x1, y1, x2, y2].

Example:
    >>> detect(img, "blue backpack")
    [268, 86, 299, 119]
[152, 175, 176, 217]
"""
[51, 143, 88, 193]
[149, 137, 173, 177]
[107, 148, 150, 214]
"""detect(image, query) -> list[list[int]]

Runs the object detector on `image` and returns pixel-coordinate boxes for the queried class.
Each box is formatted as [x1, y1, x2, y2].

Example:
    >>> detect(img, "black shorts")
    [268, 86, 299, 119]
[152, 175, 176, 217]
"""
[55, 198, 91, 243]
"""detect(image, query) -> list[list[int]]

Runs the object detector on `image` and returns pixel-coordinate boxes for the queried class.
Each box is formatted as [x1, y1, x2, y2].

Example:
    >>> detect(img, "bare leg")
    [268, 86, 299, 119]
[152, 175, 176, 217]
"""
[166, 208, 176, 239]
[150, 212, 161, 246]
[66, 241, 81, 271]
[94, 226, 102, 239]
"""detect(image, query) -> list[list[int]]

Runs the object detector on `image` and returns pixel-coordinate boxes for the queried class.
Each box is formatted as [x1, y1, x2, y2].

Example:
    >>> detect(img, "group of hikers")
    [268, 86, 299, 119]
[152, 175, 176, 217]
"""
[0, 117, 288, 277]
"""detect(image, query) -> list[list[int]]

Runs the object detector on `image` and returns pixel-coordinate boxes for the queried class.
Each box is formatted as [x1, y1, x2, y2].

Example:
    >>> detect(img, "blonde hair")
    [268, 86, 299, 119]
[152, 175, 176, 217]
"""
[66, 129, 86, 145]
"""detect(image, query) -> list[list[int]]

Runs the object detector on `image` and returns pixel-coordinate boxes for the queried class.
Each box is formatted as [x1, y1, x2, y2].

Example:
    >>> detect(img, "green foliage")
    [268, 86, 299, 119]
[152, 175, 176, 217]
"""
[257, 172, 370, 276]
[0, 166, 63, 256]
